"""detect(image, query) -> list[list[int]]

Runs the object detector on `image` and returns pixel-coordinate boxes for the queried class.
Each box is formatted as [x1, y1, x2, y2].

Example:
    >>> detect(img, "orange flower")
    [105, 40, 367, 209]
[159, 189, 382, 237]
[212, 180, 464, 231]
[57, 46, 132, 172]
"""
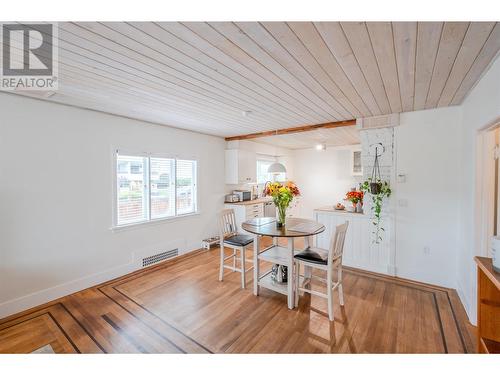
[345, 191, 363, 204]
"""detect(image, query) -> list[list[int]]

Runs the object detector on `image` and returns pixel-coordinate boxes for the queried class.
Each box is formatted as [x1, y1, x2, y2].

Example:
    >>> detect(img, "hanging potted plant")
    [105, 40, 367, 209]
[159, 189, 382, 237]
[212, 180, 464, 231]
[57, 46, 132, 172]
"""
[361, 145, 392, 244]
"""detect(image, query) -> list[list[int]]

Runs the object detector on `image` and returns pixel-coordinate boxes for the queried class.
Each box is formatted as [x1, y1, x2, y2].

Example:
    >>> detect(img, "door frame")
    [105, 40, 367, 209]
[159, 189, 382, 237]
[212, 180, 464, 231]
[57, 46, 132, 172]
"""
[476, 118, 500, 257]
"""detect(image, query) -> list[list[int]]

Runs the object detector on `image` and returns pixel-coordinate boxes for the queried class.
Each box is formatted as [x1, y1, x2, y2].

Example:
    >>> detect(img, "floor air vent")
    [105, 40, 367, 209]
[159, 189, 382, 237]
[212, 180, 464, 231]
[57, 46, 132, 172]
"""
[142, 249, 178, 267]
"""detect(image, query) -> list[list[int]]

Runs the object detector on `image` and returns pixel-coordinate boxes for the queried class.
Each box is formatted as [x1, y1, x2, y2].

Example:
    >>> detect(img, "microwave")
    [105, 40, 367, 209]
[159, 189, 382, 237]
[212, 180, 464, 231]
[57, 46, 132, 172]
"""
[233, 190, 251, 201]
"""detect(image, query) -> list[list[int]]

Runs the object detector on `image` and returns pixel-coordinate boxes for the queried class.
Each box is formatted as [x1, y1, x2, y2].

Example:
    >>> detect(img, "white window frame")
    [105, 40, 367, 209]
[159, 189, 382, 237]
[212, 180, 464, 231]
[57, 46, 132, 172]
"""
[112, 149, 199, 230]
[256, 155, 286, 184]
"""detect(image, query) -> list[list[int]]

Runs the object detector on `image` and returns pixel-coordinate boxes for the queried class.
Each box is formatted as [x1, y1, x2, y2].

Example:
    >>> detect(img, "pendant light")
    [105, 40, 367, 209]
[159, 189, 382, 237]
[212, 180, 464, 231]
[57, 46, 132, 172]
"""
[267, 162, 287, 174]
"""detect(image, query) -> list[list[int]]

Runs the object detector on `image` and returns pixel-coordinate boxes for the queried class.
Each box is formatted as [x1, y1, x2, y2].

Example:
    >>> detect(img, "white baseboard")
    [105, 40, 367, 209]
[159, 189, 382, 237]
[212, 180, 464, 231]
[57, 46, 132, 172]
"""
[457, 280, 475, 325]
[0, 245, 201, 319]
[0, 261, 136, 319]
[343, 260, 390, 275]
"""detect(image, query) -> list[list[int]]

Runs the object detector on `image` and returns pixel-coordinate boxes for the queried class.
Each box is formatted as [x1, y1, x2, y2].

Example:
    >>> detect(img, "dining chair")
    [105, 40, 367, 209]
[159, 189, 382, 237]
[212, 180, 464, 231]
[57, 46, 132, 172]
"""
[218, 209, 254, 288]
[294, 221, 349, 321]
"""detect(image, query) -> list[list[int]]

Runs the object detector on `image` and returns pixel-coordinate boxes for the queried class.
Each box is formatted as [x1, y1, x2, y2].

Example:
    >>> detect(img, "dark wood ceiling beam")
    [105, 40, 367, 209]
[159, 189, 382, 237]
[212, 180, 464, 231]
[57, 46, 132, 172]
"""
[224, 119, 356, 141]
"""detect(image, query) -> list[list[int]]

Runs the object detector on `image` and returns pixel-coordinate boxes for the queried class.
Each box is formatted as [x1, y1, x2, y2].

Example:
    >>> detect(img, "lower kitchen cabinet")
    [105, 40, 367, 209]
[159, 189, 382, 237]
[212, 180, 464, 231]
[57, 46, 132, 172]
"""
[224, 202, 264, 230]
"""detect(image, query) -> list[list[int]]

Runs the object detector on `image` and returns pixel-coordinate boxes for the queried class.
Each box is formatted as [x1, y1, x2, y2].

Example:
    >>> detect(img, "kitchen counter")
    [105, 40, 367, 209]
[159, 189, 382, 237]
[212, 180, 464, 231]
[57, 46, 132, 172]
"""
[314, 206, 366, 216]
[224, 197, 272, 206]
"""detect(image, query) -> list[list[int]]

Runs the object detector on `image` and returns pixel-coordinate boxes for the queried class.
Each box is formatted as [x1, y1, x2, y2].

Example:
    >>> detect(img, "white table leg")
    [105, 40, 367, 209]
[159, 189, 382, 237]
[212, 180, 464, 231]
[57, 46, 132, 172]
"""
[253, 234, 260, 295]
[287, 237, 294, 309]
[303, 236, 312, 286]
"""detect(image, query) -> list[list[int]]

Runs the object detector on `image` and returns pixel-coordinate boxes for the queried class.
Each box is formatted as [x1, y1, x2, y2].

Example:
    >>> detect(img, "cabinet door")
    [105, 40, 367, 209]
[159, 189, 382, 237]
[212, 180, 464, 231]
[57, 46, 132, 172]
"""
[238, 150, 256, 183]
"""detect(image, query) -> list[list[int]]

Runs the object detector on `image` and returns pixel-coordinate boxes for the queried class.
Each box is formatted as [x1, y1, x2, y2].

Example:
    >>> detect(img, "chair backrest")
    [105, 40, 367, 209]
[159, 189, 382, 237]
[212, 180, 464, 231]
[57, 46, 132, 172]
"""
[218, 209, 238, 240]
[328, 221, 349, 266]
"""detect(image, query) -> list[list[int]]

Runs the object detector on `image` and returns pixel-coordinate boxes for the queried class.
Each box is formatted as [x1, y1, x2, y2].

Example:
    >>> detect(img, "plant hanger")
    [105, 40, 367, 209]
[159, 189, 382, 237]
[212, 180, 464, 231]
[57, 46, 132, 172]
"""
[361, 142, 391, 244]
[369, 143, 385, 194]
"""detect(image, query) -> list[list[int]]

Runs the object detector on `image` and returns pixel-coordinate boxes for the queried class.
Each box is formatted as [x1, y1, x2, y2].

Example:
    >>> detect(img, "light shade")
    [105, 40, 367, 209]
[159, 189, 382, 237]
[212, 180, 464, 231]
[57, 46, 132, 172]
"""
[267, 162, 287, 174]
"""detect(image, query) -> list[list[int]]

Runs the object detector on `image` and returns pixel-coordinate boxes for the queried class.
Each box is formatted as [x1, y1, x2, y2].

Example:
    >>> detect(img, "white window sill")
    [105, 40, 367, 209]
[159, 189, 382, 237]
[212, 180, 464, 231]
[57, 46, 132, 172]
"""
[111, 211, 201, 232]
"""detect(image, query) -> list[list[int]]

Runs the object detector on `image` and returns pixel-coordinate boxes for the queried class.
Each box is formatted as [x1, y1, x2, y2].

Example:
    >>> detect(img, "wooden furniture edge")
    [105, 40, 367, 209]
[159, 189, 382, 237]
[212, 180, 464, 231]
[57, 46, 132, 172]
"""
[475, 256, 500, 290]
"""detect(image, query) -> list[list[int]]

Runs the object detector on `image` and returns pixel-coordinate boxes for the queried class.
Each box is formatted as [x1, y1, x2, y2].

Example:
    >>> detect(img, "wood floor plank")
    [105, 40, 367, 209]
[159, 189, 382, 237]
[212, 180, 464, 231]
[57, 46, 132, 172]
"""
[0, 244, 475, 353]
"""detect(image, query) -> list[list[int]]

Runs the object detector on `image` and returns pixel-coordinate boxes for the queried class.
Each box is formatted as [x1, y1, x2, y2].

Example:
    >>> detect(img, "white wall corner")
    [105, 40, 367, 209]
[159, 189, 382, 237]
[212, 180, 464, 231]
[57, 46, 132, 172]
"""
[457, 279, 475, 325]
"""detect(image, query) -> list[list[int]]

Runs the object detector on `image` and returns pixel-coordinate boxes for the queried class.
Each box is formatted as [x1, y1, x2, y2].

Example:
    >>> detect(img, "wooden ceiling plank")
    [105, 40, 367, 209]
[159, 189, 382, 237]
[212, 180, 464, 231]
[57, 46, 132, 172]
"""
[340, 22, 392, 114]
[263, 22, 362, 118]
[45, 92, 230, 136]
[56, 67, 263, 132]
[62, 23, 297, 128]
[288, 22, 372, 117]
[438, 22, 496, 107]
[5, 38, 264, 132]
[366, 22, 403, 113]
[414, 22, 443, 110]
[224, 119, 356, 141]
[110, 22, 313, 125]
[7, 22, 500, 137]
[314, 22, 382, 116]
[232, 21, 344, 120]
[155, 23, 328, 124]
[425, 22, 469, 109]
[51, 39, 269, 127]
[180, 22, 332, 123]
[393, 22, 418, 112]
[251, 125, 360, 149]
[451, 23, 500, 105]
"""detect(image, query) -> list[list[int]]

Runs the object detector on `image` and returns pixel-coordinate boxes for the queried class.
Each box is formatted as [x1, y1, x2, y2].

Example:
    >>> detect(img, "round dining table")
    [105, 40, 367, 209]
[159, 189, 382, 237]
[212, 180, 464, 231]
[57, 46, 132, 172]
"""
[242, 217, 325, 309]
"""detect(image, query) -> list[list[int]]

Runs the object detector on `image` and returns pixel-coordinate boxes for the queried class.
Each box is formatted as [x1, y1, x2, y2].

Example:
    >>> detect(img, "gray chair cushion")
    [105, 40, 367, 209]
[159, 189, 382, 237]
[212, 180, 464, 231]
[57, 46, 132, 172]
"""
[294, 247, 328, 265]
[224, 234, 254, 247]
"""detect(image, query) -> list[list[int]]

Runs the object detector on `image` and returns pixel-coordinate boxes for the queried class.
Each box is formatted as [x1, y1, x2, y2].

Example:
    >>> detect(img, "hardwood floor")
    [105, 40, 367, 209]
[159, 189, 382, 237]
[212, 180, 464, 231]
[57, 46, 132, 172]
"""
[0, 240, 476, 353]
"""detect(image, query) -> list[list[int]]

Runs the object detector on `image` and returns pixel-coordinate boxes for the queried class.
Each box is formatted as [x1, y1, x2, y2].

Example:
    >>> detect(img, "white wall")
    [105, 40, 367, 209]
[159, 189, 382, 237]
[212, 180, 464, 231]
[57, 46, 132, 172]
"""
[457, 56, 500, 323]
[395, 107, 462, 288]
[0, 93, 226, 318]
[292, 146, 361, 218]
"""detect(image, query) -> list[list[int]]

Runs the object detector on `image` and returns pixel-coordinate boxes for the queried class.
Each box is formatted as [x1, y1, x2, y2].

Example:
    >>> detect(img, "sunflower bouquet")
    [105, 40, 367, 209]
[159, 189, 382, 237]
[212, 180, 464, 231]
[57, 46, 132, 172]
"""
[264, 181, 301, 227]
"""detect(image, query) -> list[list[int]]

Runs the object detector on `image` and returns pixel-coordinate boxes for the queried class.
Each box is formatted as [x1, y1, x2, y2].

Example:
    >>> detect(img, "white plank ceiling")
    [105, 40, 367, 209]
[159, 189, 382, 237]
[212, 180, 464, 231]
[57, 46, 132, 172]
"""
[7, 22, 500, 138]
[251, 126, 360, 150]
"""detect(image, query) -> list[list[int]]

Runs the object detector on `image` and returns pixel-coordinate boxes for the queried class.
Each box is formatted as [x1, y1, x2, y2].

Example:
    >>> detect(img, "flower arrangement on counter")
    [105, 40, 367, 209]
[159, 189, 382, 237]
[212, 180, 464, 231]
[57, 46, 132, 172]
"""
[345, 190, 364, 208]
[263, 181, 300, 227]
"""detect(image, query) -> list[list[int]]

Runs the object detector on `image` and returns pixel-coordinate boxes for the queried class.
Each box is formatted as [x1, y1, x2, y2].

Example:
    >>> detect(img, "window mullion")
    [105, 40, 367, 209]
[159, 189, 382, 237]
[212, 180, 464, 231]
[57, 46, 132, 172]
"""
[174, 159, 177, 217]
[145, 156, 151, 221]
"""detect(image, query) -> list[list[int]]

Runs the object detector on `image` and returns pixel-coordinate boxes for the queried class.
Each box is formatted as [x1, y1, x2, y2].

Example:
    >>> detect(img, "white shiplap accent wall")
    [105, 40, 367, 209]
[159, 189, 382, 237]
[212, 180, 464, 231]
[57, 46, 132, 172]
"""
[315, 212, 391, 275]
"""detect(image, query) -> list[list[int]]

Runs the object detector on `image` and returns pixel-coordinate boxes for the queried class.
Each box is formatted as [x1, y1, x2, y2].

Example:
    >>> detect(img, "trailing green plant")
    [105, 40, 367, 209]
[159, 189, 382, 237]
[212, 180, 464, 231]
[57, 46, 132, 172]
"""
[360, 178, 392, 244]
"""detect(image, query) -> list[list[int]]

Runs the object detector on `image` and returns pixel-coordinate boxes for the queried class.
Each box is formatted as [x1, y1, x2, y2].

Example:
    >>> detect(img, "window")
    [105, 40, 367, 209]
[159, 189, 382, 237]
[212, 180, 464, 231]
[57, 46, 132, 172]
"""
[116, 152, 197, 226]
[256, 159, 286, 183]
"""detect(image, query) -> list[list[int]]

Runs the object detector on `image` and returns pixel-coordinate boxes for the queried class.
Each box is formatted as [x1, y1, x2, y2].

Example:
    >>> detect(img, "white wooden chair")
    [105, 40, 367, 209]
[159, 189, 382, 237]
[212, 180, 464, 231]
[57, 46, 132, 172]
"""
[218, 209, 254, 288]
[294, 221, 349, 321]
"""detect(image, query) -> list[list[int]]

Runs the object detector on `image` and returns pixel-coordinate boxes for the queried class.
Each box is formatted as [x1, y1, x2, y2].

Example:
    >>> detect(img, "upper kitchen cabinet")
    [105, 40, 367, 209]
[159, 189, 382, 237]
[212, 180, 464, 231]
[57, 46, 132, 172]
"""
[225, 149, 257, 184]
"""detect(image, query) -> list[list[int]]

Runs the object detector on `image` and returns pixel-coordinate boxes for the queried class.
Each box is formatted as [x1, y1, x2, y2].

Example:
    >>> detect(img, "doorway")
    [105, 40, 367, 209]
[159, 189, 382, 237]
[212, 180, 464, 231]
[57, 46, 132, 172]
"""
[477, 119, 500, 257]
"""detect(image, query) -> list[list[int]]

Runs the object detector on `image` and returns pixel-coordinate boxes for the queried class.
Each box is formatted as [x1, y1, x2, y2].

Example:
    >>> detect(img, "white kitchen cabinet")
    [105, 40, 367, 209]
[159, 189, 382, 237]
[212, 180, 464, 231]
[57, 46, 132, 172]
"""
[225, 149, 257, 184]
[224, 202, 264, 230]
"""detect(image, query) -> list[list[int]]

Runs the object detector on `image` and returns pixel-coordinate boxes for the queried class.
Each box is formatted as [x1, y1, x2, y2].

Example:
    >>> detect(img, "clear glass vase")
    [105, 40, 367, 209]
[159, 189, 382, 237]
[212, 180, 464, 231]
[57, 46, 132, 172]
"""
[276, 204, 287, 227]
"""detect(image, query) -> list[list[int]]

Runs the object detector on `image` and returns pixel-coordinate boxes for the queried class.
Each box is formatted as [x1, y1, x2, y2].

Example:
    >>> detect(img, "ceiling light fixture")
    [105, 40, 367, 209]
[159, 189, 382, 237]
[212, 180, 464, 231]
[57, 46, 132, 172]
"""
[315, 144, 326, 151]
[267, 162, 287, 174]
